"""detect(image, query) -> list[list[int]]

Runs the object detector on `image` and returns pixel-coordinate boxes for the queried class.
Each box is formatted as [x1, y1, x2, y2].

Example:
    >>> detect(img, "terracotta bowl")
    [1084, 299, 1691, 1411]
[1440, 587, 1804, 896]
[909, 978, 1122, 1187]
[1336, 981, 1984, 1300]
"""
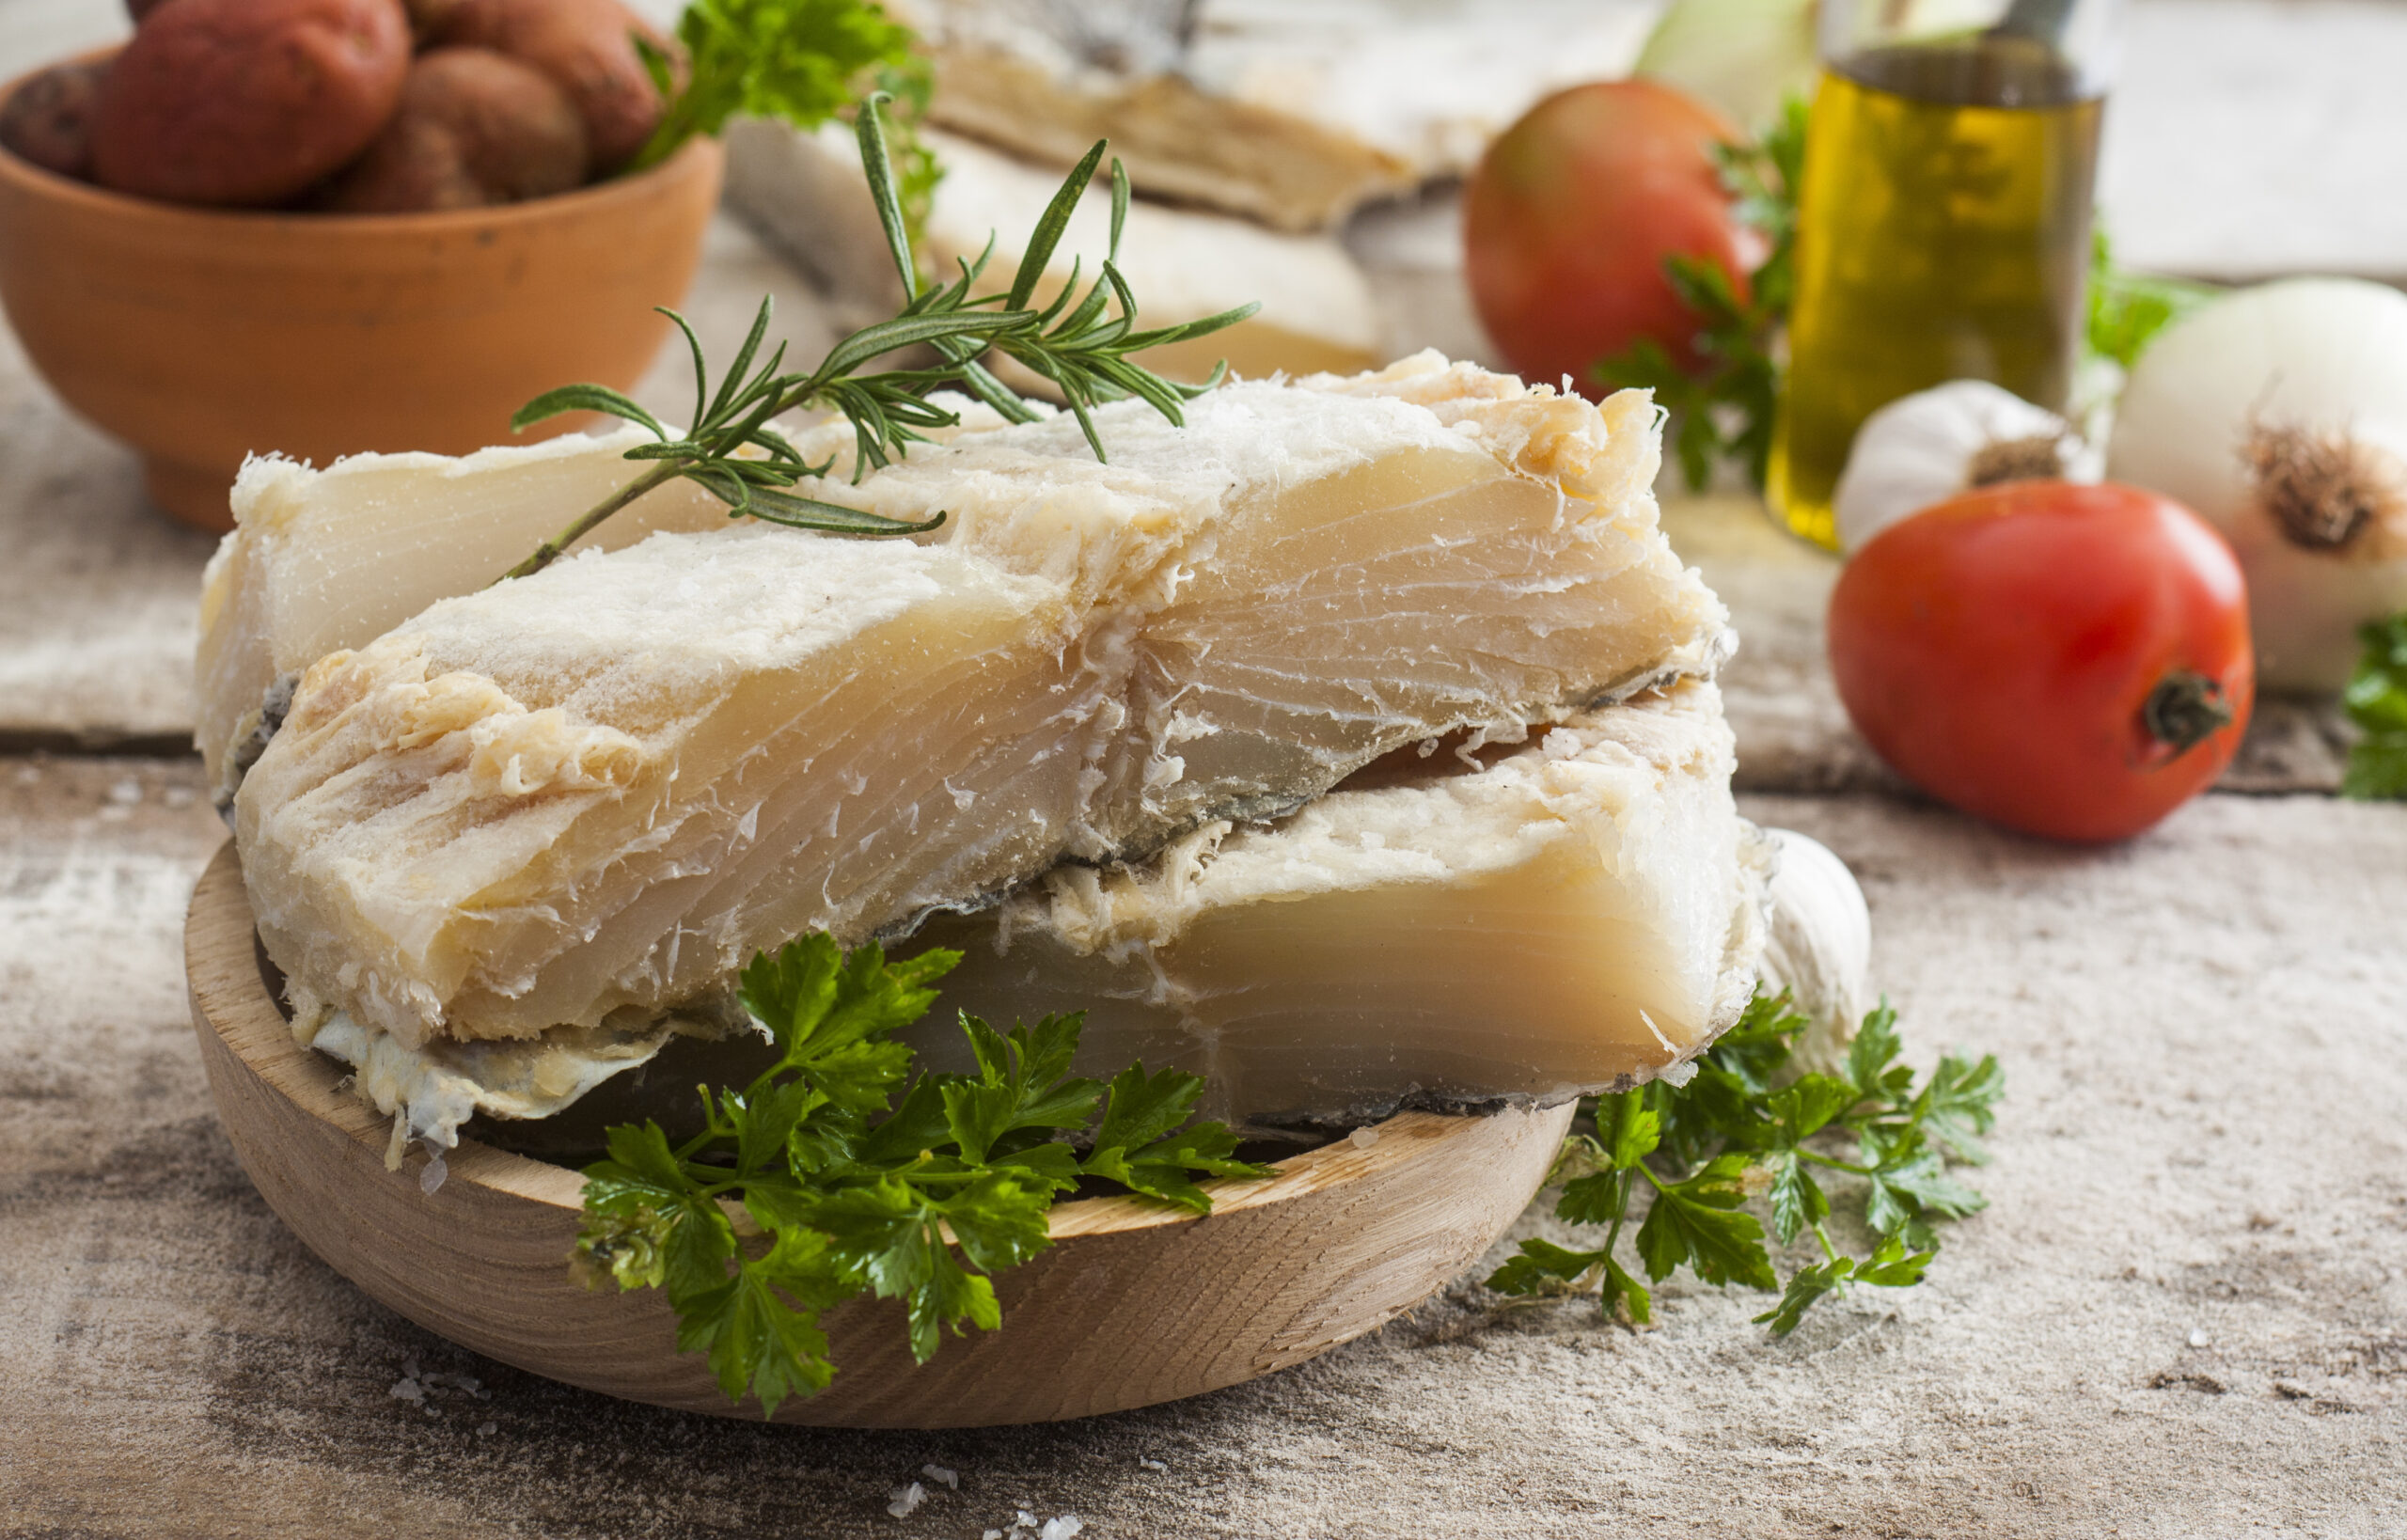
[185, 844, 1572, 1427]
[0, 58, 724, 533]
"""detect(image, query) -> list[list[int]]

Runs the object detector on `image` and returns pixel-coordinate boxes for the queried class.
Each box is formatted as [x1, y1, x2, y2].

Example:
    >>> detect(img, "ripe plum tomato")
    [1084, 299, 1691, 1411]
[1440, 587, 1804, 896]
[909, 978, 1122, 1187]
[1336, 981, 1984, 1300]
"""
[1464, 78, 1751, 398]
[1827, 481, 2254, 843]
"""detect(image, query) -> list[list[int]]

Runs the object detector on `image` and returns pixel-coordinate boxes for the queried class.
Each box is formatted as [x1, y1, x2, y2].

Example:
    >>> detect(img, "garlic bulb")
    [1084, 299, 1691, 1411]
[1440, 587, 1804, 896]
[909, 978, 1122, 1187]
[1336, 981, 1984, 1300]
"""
[1833, 380, 2100, 554]
[1755, 828, 1872, 1078]
[2105, 276, 2407, 693]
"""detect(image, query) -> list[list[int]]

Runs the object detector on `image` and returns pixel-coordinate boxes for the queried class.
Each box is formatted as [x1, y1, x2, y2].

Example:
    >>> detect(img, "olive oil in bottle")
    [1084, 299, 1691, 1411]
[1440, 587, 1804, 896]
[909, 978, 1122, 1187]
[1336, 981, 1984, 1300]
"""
[1769, 36, 2103, 549]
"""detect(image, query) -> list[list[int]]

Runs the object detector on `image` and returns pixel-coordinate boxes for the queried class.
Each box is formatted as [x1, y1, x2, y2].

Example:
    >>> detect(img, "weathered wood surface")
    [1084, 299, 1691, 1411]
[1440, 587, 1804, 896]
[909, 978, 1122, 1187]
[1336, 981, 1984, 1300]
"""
[4, 758, 2402, 1536]
[187, 841, 1571, 1430]
[0, 0, 2386, 782]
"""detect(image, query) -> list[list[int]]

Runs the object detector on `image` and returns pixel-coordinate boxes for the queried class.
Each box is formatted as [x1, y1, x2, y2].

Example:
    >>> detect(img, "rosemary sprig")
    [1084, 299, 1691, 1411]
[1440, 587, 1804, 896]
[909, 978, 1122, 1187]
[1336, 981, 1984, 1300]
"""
[502, 94, 1259, 583]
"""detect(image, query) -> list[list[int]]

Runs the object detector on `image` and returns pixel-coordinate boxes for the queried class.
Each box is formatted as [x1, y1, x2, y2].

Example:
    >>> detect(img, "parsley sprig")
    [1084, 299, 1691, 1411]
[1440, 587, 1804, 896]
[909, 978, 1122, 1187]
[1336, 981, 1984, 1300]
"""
[502, 94, 1259, 582]
[572, 935, 1273, 1415]
[2342, 611, 2407, 799]
[1595, 94, 1804, 493]
[1488, 991, 2001, 1336]
[626, 0, 921, 175]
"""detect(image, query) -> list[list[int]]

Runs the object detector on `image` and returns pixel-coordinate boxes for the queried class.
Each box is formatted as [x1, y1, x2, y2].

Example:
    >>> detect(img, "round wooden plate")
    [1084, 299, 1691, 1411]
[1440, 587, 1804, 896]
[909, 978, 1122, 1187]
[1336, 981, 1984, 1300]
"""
[184, 843, 1574, 1427]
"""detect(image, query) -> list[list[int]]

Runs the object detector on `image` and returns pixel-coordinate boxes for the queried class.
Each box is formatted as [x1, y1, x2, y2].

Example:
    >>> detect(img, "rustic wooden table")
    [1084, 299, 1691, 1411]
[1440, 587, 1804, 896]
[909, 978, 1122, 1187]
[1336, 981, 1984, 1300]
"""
[3, 4, 2402, 1537]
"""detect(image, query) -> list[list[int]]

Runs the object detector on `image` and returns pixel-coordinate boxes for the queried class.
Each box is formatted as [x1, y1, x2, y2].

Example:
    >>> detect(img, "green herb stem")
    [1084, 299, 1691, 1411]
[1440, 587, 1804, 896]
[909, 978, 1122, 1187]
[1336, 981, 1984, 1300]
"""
[497, 461, 684, 583]
[1487, 990, 2000, 1337]
[573, 934, 1273, 1415]
[502, 95, 1255, 584]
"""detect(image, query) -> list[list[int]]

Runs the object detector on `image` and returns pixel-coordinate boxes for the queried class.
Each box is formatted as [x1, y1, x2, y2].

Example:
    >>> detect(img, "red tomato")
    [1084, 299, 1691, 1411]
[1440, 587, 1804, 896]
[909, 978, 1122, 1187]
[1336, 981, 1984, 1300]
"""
[1464, 79, 1752, 397]
[1827, 481, 2254, 843]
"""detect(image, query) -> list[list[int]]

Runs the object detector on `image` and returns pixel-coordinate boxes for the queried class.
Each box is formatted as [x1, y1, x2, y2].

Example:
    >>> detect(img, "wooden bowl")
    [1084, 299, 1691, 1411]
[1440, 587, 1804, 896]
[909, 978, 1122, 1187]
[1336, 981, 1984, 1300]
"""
[184, 844, 1573, 1427]
[0, 55, 723, 534]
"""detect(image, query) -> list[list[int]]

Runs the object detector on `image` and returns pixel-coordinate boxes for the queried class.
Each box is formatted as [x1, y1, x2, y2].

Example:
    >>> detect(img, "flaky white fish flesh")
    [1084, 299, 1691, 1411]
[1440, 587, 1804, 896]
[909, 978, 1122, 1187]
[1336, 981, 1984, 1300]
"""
[234, 357, 1725, 1051]
[909, 679, 1769, 1126]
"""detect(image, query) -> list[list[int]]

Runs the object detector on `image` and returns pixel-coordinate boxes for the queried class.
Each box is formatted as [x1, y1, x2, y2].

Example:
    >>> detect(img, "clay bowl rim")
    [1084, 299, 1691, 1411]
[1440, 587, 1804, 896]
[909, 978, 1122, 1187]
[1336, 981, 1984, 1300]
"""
[0, 48, 722, 237]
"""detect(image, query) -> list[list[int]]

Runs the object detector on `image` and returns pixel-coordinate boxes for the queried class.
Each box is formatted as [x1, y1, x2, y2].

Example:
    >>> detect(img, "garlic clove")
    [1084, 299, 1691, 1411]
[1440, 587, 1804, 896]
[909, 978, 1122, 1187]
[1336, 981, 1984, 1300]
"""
[1755, 827, 1872, 1078]
[1833, 380, 2086, 555]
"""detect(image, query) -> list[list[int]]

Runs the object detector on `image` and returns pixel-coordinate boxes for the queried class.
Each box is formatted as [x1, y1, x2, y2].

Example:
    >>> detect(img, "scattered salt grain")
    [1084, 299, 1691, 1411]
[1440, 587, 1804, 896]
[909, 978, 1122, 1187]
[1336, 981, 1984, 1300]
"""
[887, 1482, 926, 1518]
[1138, 1458, 1168, 1472]
[1348, 1126, 1380, 1150]
[476, 1421, 496, 1438]
[2188, 1329, 2210, 1348]
[388, 1377, 423, 1406]
[162, 785, 197, 809]
[921, 1464, 958, 1489]
[983, 1532, 1004, 1540]
[13, 765, 39, 786]
[107, 778, 141, 806]
[1038, 1516, 1083, 1540]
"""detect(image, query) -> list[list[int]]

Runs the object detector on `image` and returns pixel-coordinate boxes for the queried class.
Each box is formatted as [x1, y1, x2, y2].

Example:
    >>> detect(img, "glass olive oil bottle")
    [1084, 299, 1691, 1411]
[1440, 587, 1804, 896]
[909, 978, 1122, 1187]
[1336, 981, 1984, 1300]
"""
[1769, 23, 2109, 549]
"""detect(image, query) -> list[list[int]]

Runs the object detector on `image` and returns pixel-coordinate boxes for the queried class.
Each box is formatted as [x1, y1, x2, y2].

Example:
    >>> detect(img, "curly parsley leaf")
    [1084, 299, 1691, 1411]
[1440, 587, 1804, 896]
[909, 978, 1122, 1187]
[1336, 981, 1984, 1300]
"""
[631, 0, 921, 174]
[2343, 613, 2407, 800]
[574, 935, 1269, 1414]
[1487, 988, 1997, 1339]
[1637, 1154, 1779, 1290]
[1752, 1235, 1932, 1336]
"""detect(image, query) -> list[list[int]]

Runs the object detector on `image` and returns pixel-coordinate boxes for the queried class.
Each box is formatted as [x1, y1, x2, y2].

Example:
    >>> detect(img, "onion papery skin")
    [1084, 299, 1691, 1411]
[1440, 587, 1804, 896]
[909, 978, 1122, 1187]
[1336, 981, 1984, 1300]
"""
[2106, 276, 2407, 693]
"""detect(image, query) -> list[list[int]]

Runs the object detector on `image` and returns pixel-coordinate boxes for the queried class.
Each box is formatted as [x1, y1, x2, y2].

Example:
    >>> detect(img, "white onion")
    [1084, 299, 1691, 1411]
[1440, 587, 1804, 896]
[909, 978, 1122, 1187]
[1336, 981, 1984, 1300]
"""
[1832, 380, 2099, 554]
[2106, 276, 2407, 693]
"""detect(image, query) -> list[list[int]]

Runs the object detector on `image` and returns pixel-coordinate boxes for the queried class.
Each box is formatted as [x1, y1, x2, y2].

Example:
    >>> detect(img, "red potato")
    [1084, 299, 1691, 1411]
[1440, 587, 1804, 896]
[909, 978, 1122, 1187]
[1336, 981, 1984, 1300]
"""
[90, 0, 412, 207]
[126, 0, 177, 21]
[404, 0, 465, 39]
[322, 47, 589, 212]
[1828, 480, 2255, 843]
[432, 0, 669, 172]
[1464, 79, 1753, 396]
[0, 60, 109, 180]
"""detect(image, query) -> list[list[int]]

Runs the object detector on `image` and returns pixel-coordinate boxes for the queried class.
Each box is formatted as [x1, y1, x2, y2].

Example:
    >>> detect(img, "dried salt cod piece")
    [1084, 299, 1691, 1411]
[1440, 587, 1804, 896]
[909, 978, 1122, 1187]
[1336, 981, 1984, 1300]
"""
[907, 680, 1769, 1128]
[236, 359, 1724, 1051]
[295, 683, 1764, 1156]
[724, 120, 1383, 384]
[195, 410, 1024, 807]
[804, 354, 1725, 850]
[892, 0, 1654, 230]
[306, 996, 752, 1172]
[197, 429, 725, 807]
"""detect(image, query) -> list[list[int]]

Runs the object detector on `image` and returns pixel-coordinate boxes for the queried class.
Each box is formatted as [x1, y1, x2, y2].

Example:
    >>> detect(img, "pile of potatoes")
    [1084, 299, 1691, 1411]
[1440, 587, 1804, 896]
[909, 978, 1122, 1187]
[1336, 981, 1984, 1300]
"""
[0, 0, 677, 212]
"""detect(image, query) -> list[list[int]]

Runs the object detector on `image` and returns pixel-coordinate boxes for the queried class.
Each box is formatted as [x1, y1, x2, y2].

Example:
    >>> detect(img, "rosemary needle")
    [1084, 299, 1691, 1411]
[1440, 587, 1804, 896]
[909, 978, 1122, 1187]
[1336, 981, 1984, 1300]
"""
[500, 94, 1259, 584]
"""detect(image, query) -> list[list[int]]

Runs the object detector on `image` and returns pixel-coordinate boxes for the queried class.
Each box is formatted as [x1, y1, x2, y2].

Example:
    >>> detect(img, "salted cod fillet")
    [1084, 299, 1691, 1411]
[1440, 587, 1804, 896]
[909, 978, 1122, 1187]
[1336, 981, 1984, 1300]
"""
[197, 406, 1043, 808]
[907, 679, 1768, 1127]
[334, 680, 1766, 1154]
[197, 428, 732, 808]
[235, 356, 1726, 1056]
